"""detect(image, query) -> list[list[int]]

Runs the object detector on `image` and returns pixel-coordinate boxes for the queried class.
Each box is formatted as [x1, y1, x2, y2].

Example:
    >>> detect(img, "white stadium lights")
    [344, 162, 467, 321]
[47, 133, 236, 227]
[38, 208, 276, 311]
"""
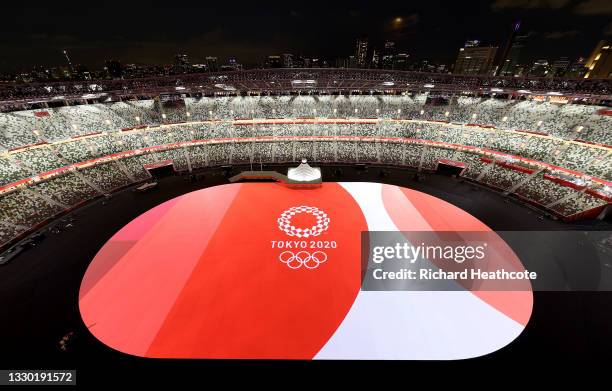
[424, 84, 435, 88]
[175, 86, 185, 91]
[517, 89, 531, 94]
[291, 79, 316, 85]
[214, 83, 236, 91]
[491, 88, 504, 93]
[382, 81, 395, 86]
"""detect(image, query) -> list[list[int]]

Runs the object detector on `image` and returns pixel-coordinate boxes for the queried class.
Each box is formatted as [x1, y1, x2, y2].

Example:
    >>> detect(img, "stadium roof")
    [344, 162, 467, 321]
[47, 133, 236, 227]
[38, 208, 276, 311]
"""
[1, 68, 610, 111]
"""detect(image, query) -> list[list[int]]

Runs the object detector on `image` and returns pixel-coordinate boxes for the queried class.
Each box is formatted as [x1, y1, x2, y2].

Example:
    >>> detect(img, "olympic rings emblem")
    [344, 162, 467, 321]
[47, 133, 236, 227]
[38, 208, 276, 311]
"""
[279, 251, 328, 269]
[277, 206, 330, 238]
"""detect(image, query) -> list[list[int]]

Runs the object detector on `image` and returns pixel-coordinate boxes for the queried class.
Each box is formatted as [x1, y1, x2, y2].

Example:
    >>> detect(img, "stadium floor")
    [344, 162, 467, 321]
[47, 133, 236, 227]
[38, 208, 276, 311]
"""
[1, 164, 611, 375]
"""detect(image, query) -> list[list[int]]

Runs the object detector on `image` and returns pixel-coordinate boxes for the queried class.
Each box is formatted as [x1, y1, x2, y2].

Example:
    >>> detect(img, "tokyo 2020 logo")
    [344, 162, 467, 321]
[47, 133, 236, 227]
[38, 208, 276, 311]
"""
[275, 206, 331, 270]
[277, 206, 330, 238]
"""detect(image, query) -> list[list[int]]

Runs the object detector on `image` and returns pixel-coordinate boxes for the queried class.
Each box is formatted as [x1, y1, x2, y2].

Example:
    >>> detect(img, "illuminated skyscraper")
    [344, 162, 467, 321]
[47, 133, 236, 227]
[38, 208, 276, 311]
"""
[494, 21, 527, 76]
[355, 38, 368, 68]
[454, 41, 498, 75]
[584, 40, 612, 79]
[382, 41, 396, 69]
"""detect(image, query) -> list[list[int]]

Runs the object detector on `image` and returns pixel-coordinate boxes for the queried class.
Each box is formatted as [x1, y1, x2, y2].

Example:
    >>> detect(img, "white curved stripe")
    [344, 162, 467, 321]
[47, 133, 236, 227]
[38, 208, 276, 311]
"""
[314, 182, 525, 359]
[338, 182, 397, 231]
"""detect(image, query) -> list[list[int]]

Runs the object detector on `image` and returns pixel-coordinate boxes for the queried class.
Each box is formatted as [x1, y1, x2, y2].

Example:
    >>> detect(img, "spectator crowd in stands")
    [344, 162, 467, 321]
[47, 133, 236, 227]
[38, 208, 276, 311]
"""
[0, 94, 610, 248]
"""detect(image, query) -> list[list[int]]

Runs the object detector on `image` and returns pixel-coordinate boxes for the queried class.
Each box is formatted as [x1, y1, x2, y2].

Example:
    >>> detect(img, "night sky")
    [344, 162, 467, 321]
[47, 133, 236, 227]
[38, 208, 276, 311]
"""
[1, 0, 611, 72]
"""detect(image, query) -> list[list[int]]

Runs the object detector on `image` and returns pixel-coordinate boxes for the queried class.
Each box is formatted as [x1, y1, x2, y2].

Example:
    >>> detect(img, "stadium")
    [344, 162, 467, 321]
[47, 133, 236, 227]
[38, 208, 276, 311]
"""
[1, 69, 611, 373]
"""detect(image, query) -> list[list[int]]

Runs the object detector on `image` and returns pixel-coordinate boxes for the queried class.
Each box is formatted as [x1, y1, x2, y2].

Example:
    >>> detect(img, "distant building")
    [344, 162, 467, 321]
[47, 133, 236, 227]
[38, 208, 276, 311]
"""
[584, 40, 612, 79]
[227, 57, 242, 71]
[281, 53, 293, 68]
[529, 59, 549, 77]
[171, 54, 191, 74]
[292, 55, 306, 68]
[193, 63, 207, 71]
[393, 53, 410, 71]
[566, 57, 587, 78]
[499, 33, 529, 76]
[31, 66, 50, 81]
[494, 21, 527, 76]
[436, 63, 449, 73]
[105, 60, 123, 78]
[551, 57, 570, 77]
[453, 42, 498, 75]
[265, 55, 282, 68]
[335, 57, 350, 68]
[75, 64, 91, 80]
[205, 56, 219, 72]
[355, 38, 368, 68]
[382, 41, 396, 69]
[174, 54, 190, 66]
[371, 49, 380, 69]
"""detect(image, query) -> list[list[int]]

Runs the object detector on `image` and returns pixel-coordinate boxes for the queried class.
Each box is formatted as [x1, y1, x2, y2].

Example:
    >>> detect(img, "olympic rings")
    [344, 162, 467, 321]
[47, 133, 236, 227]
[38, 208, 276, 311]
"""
[279, 250, 328, 269]
[277, 206, 330, 238]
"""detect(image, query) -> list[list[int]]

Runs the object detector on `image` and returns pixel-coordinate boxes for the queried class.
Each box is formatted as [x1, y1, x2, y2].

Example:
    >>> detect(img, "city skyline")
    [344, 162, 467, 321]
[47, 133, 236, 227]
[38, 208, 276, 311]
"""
[1, 1, 611, 75]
